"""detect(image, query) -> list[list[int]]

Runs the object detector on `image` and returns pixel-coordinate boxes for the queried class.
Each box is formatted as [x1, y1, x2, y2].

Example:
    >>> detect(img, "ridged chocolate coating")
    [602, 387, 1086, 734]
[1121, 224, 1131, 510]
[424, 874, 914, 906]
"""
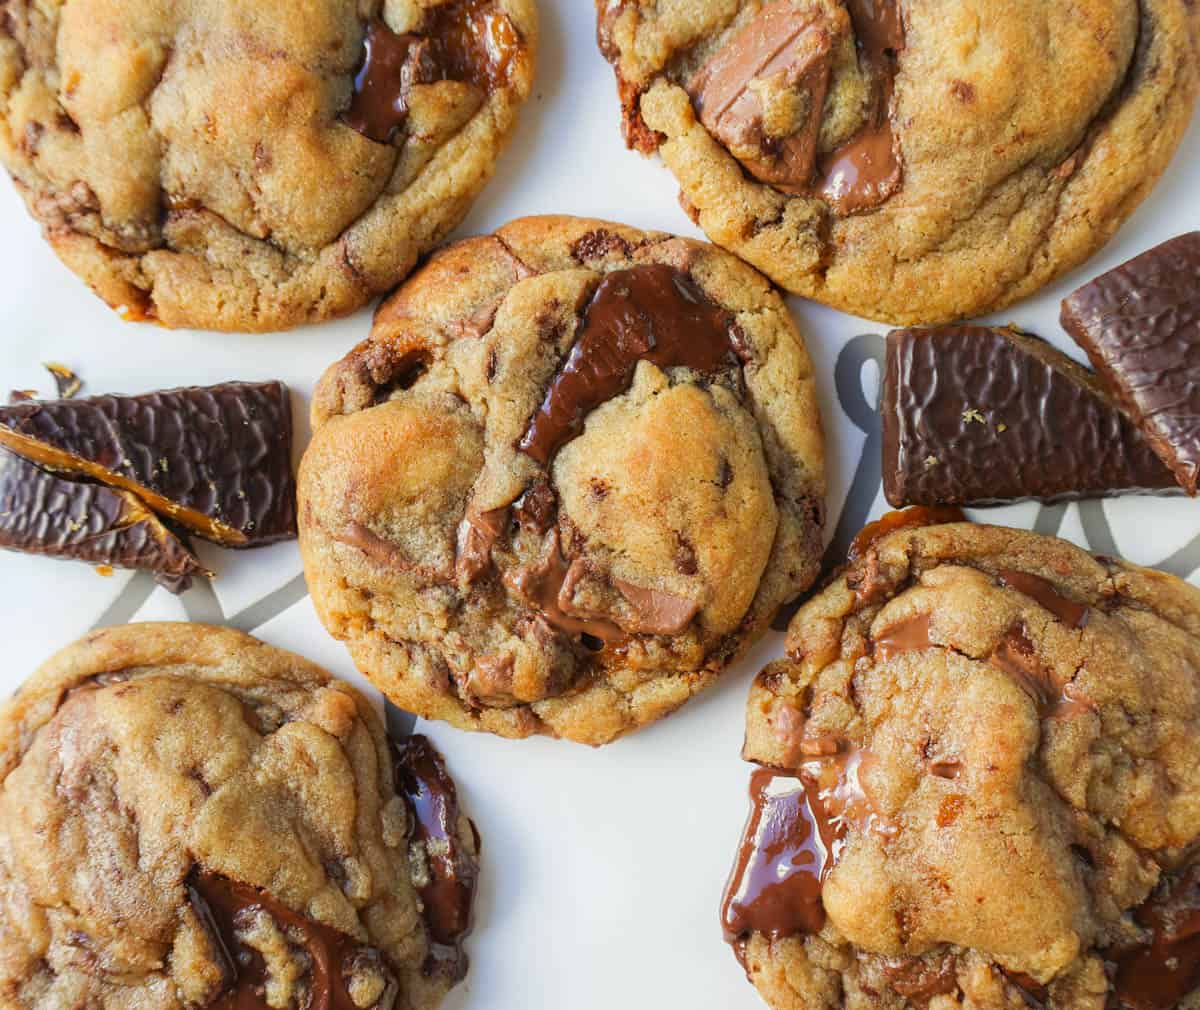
[0, 448, 204, 587]
[881, 326, 1176, 506]
[0, 382, 296, 547]
[1061, 232, 1200, 495]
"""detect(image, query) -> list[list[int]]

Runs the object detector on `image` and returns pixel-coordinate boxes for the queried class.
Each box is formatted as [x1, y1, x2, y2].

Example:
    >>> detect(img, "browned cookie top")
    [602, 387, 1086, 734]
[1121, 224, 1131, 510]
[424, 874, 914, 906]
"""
[596, 0, 1199, 325]
[0, 0, 536, 332]
[728, 518, 1200, 1010]
[0, 623, 479, 1010]
[300, 215, 826, 746]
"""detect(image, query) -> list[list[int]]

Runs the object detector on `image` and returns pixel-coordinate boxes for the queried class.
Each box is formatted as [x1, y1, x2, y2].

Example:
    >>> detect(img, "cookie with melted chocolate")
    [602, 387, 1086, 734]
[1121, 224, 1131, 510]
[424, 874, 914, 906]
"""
[595, 0, 1199, 324]
[727, 513, 1200, 1010]
[0, 0, 536, 331]
[0, 623, 480, 1010]
[299, 215, 826, 745]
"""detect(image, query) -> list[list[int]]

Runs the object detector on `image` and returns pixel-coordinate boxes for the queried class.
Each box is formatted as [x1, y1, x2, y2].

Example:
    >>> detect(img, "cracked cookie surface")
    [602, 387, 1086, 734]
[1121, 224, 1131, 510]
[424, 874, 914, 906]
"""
[0, 622, 479, 1010]
[727, 517, 1200, 1010]
[0, 0, 536, 331]
[595, 0, 1199, 325]
[299, 215, 825, 746]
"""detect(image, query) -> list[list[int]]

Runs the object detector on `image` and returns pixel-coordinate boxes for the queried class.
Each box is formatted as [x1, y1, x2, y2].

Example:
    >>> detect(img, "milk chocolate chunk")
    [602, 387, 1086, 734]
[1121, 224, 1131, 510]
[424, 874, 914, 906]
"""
[519, 264, 737, 465]
[882, 326, 1176, 506]
[1061, 232, 1200, 495]
[0, 448, 205, 590]
[187, 870, 398, 1009]
[688, 1, 846, 193]
[0, 381, 297, 548]
[344, 0, 523, 144]
[1109, 862, 1200, 1010]
[393, 735, 479, 982]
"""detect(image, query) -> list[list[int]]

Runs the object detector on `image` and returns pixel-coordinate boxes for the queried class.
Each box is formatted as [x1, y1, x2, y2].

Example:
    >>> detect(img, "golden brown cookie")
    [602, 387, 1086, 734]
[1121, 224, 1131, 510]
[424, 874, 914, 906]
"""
[724, 515, 1200, 1010]
[299, 215, 826, 746]
[0, 0, 536, 331]
[0, 623, 480, 1010]
[596, 0, 1200, 325]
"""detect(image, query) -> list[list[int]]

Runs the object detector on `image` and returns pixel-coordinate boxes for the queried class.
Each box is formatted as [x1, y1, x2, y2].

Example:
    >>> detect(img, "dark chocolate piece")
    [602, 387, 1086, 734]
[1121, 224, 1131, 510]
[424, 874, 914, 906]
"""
[996, 569, 1089, 629]
[0, 381, 296, 548]
[0, 447, 205, 591]
[1061, 232, 1200, 495]
[881, 326, 1177, 506]
[187, 870, 398, 1009]
[393, 735, 479, 982]
[1110, 862, 1200, 1010]
[343, 0, 522, 144]
[43, 362, 81, 399]
[519, 264, 737, 465]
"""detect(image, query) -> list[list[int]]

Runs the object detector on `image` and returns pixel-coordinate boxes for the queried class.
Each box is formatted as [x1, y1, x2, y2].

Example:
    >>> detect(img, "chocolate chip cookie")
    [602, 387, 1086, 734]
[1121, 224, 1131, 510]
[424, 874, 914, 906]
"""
[0, 0, 536, 331]
[724, 513, 1200, 1010]
[300, 215, 826, 746]
[596, 0, 1199, 325]
[0, 623, 480, 1009]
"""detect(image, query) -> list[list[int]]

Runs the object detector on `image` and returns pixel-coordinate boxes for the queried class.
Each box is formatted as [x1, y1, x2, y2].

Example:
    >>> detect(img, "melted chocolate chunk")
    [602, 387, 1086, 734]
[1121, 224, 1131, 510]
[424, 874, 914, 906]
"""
[187, 870, 398, 1010]
[815, 0, 905, 214]
[872, 612, 933, 661]
[513, 481, 557, 534]
[721, 769, 839, 943]
[883, 953, 959, 1004]
[343, 0, 522, 144]
[689, 1, 843, 193]
[1110, 863, 1200, 1010]
[882, 326, 1176, 506]
[0, 381, 297, 548]
[848, 506, 966, 562]
[454, 505, 509, 582]
[1061, 232, 1200, 495]
[393, 735, 479, 981]
[612, 578, 699, 636]
[518, 264, 737, 466]
[989, 624, 1093, 720]
[997, 569, 1089, 629]
[0, 447, 205, 590]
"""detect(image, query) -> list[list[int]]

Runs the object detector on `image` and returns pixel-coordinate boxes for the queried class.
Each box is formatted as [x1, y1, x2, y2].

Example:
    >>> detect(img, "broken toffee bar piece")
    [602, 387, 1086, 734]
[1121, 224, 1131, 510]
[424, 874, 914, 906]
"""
[1061, 232, 1200, 495]
[0, 381, 296, 547]
[882, 326, 1176, 507]
[0, 448, 205, 590]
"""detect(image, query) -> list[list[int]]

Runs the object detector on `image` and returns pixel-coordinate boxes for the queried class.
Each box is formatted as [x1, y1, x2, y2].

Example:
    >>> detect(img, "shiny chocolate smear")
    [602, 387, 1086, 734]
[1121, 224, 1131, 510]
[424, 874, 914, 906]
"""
[344, 0, 521, 144]
[816, 0, 905, 214]
[518, 264, 737, 466]
[1111, 863, 1200, 1010]
[872, 612, 933, 661]
[721, 768, 841, 943]
[997, 569, 1090, 629]
[848, 506, 966, 562]
[393, 735, 479, 981]
[187, 870, 397, 1010]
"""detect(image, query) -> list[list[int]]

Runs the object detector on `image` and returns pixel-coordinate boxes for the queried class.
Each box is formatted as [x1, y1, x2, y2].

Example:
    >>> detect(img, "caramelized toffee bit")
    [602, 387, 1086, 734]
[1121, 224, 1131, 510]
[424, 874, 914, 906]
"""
[847, 506, 966, 562]
[881, 326, 1176, 507]
[815, 0, 905, 214]
[0, 447, 206, 591]
[187, 870, 398, 1009]
[43, 362, 81, 399]
[872, 612, 932, 661]
[343, 0, 523, 144]
[721, 769, 839, 943]
[1109, 863, 1200, 1010]
[393, 735, 479, 981]
[928, 759, 962, 780]
[518, 264, 737, 466]
[1061, 232, 1200, 495]
[454, 505, 510, 582]
[503, 530, 627, 647]
[0, 382, 297, 548]
[688, 1, 845, 193]
[997, 569, 1089, 629]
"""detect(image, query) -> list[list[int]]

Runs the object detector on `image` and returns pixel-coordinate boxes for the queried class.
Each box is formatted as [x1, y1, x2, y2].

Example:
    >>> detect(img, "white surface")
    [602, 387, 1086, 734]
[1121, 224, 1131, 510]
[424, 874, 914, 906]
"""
[1, 4, 1199, 1008]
